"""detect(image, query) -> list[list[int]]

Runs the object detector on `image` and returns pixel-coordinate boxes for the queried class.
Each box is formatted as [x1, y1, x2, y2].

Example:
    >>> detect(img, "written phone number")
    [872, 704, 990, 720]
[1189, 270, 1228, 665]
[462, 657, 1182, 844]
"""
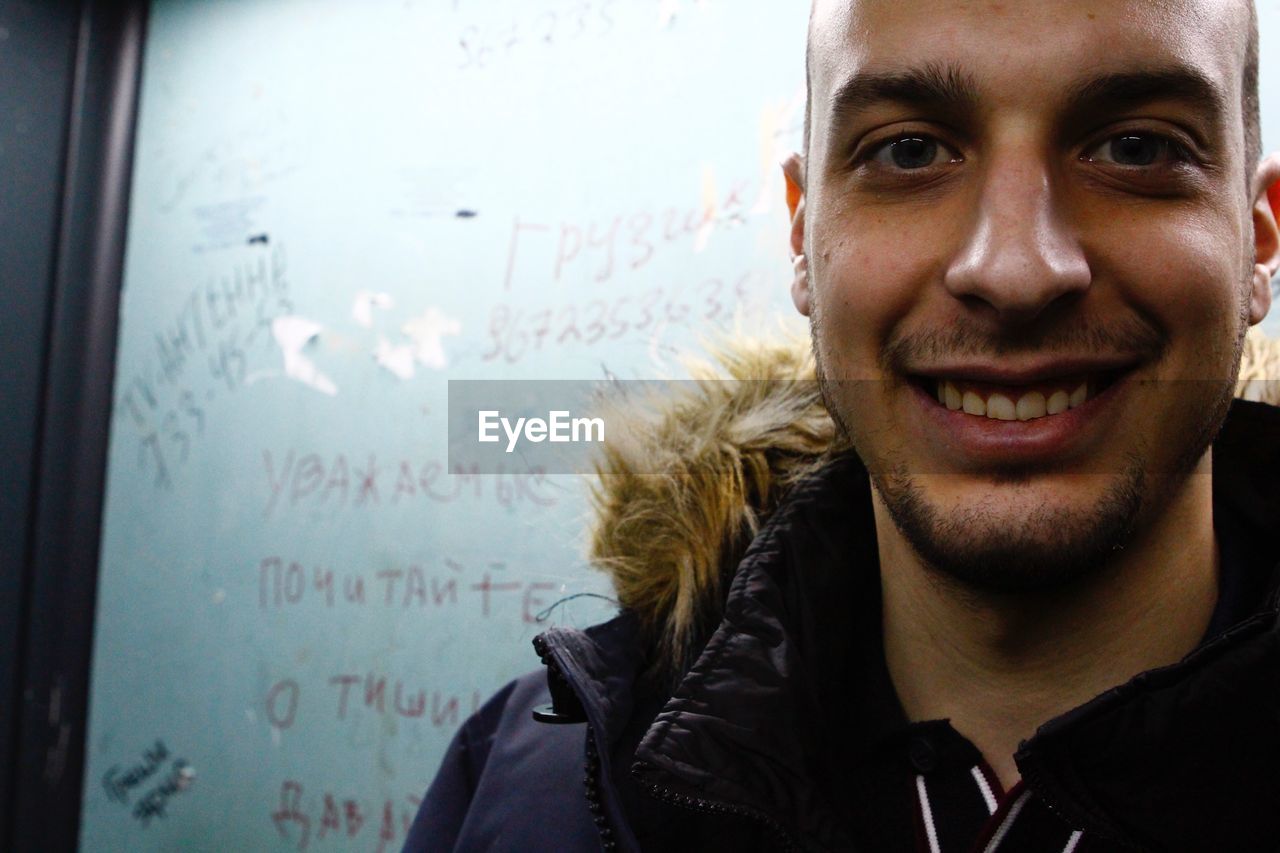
[482, 274, 756, 364]
[457, 1, 619, 70]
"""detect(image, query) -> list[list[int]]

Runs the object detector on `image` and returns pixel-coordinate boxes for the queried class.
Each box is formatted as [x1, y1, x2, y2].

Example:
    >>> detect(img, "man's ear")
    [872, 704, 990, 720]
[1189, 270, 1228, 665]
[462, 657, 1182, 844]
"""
[782, 153, 810, 317]
[1249, 153, 1280, 325]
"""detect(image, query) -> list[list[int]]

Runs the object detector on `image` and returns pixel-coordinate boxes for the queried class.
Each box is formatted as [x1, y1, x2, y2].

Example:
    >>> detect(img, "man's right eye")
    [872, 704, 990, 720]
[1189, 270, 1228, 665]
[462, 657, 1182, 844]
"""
[868, 136, 960, 170]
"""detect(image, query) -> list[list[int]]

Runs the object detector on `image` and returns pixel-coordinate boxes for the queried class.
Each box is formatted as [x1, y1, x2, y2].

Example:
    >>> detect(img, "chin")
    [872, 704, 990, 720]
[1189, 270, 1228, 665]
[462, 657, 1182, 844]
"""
[870, 459, 1149, 594]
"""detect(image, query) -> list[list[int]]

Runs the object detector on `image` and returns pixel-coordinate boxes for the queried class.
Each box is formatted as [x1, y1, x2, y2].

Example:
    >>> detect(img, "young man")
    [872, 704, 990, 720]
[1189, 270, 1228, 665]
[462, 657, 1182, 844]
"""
[409, 1, 1280, 849]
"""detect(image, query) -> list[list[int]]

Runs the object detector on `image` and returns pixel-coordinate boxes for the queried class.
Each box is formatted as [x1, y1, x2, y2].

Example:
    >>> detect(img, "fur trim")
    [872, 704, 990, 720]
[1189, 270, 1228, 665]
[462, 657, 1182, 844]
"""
[589, 327, 1280, 678]
[1236, 326, 1280, 404]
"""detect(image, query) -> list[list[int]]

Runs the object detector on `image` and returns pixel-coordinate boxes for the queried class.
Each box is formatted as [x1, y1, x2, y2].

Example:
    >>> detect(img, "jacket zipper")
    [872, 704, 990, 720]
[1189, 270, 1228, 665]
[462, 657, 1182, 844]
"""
[1014, 756, 1145, 852]
[1015, 610, 1280, 853]
[630, 762, 802, 853]
[535, 632, 804, 852]
[583, 723, 619, 851]
[533, 634, 621, 851]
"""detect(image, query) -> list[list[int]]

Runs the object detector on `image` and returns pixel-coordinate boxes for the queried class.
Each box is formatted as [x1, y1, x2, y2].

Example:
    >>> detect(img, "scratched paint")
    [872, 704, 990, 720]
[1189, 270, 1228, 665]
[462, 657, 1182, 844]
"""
[271, 316, 337, 396]
[401, 307, 461, 371]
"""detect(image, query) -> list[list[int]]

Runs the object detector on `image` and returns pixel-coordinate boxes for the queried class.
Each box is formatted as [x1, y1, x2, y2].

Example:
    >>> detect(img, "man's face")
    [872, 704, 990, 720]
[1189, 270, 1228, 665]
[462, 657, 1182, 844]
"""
[791, 0, 1278, 591]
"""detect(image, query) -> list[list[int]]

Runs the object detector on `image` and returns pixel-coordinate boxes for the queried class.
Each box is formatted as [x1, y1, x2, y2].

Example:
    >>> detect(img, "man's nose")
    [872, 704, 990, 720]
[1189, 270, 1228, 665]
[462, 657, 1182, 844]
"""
[942, 157, 1091, 324]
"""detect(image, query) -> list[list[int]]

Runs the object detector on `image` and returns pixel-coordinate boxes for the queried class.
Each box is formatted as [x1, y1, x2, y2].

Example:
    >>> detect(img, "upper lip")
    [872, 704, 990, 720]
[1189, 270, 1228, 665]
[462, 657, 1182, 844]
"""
[908, 356, 1141, 385]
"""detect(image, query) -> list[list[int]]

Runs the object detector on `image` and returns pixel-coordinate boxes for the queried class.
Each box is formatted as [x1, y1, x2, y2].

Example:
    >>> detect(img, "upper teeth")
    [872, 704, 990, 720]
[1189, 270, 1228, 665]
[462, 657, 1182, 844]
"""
[936, 380, 1090, 420]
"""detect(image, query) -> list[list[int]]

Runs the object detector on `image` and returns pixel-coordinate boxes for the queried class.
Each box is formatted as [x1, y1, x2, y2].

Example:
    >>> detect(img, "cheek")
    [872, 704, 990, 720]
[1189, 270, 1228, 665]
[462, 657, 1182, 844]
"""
[1091, 211, 1248, 369]
[809, 214, 944, 377]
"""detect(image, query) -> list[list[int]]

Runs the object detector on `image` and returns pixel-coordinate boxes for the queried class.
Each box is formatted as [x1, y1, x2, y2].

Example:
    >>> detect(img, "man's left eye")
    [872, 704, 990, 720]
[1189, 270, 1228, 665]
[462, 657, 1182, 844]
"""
[1083, 134, 1186, 167]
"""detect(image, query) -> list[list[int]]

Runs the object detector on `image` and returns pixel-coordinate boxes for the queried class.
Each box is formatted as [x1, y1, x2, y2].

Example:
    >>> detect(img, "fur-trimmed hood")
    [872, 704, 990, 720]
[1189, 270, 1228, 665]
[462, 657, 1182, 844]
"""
[588, 328, 1280, 677]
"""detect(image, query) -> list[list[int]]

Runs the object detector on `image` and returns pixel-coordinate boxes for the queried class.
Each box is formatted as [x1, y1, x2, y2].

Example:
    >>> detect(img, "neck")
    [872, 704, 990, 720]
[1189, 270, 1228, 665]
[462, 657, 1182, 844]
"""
[876, 465, 1219, 792]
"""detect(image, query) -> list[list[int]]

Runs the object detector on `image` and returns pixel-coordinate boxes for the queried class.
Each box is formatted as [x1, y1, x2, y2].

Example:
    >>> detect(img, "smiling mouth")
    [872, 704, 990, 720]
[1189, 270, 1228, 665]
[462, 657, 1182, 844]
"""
[914, 370, 1127, 421]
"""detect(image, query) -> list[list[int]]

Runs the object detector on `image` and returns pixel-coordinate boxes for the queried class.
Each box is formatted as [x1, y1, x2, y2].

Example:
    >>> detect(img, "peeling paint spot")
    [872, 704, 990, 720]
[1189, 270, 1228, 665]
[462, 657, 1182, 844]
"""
[374, 336, 416, 380]
[272, 316, 338, 396]
[352, 290, 394, 328]
[402, 307, 461, 370]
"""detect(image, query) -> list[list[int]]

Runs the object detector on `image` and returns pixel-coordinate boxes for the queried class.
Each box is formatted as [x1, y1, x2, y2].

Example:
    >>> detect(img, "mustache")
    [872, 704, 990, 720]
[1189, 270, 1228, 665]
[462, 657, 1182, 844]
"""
[879, 316, 1169, 372]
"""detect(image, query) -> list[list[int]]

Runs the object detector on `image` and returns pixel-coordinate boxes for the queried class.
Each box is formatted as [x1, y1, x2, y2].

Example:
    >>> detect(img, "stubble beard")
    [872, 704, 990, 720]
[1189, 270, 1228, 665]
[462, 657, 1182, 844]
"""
[810, 308, 1246, 596]
[871, 457, 1147, 594]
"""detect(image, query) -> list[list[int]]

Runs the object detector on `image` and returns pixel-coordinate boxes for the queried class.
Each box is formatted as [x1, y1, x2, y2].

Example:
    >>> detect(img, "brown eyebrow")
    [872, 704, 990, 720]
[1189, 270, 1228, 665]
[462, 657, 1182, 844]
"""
[826, 62, 1229, 146]
[1061, 66, 1228, 141]
[828, 62, 979, 132]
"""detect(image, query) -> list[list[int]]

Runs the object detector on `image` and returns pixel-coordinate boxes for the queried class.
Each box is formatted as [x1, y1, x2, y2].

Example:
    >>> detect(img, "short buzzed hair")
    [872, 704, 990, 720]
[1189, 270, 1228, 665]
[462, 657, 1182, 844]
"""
[803, 3, 1262, 184]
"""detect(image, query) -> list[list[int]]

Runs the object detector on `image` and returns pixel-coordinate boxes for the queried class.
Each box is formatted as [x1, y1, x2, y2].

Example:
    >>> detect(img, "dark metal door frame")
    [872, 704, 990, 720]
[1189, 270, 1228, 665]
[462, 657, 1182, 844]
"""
[2, 0, 147, 849]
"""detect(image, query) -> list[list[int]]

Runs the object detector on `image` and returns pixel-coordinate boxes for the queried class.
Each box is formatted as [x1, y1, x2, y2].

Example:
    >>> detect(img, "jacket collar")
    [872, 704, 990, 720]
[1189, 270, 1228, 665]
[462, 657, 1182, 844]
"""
[548, 400, 1280, 851]
[630, 449, 878, 850]
[1015, 400, 1280, 850]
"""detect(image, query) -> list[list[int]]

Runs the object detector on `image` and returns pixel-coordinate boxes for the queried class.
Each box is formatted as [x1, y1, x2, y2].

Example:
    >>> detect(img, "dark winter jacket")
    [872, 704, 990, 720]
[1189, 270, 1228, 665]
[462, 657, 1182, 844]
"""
[406, 335, 1280, 852]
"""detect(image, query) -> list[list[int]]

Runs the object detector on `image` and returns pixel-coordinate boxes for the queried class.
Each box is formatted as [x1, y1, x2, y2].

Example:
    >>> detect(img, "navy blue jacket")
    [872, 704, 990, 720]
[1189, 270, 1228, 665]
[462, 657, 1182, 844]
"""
[406, 401, 1280, 852]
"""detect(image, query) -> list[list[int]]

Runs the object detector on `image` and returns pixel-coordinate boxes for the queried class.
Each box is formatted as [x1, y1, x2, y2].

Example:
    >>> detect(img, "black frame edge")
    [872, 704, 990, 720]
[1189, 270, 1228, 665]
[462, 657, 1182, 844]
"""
[10, 0, 148, 850]
[0, 0, 82, 845]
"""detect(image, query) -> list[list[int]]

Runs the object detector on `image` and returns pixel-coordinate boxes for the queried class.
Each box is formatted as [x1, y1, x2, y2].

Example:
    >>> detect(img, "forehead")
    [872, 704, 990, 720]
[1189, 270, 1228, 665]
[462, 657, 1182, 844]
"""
[808, 0, 1249, 123]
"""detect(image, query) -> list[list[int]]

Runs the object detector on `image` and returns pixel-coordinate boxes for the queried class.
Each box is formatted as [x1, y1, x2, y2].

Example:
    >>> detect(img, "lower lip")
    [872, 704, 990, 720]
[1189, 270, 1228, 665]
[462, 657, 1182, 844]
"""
[907, 374, 1132, 469]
